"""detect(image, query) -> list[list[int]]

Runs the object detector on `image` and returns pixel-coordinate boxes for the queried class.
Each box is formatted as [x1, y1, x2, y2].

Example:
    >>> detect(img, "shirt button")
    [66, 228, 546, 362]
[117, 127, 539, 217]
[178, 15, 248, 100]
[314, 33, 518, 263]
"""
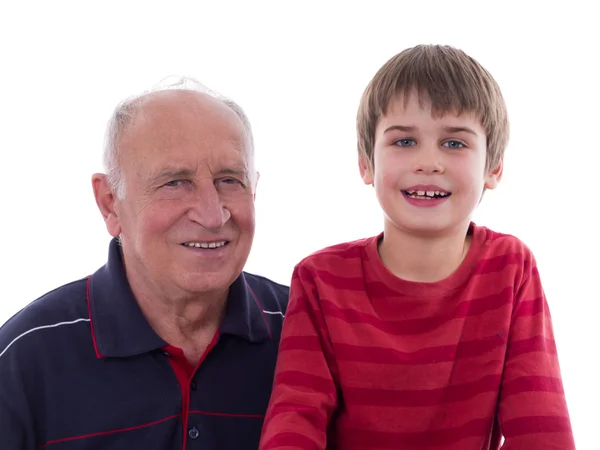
[188, 427, 200, 440]
[190, 381, 197, 391]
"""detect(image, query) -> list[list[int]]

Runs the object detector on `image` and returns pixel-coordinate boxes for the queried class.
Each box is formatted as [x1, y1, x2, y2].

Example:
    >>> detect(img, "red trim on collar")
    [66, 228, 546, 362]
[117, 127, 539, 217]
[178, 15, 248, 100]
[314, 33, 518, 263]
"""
[86, 275, 103, 359]
[245, 281, 272, 340]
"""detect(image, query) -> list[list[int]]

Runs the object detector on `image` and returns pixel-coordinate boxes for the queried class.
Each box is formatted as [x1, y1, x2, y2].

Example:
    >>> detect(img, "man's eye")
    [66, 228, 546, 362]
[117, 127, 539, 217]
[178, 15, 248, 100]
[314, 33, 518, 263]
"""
[217, 177, 246, 190]
[220, 177, 245, 186]
[394, 138, 416, 147]
[164, 180, 186, 187]
[443, 140, 465, 149]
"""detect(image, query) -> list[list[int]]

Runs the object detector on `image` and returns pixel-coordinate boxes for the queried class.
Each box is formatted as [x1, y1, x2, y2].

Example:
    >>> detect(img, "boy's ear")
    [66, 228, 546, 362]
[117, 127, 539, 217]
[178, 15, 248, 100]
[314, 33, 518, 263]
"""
[359, 154, 374, 185]
[484, 160, 503, 190]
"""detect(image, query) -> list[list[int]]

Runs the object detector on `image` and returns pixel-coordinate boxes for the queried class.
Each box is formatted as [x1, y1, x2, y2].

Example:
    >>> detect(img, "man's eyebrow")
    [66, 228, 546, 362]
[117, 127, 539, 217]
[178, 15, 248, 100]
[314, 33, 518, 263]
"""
[149, 167, 195, 182]
[218, 167, 248, 177]
[148, 166, 249, 183]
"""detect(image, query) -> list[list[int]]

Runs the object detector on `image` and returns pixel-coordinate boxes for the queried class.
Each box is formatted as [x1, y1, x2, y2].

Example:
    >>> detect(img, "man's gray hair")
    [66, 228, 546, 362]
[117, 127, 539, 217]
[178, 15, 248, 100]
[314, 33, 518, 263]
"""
[103, 76, 255, 198]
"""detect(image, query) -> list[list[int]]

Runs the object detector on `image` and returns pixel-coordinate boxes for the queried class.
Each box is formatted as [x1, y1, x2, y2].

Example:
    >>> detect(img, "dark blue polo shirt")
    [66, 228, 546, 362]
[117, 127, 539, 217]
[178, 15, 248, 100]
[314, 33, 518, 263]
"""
[0, 239, 288, 450]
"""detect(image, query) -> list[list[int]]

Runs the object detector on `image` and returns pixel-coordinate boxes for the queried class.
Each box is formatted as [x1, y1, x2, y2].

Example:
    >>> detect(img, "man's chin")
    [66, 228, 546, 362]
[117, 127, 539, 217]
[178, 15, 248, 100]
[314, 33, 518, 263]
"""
[175, 271, 238, 296]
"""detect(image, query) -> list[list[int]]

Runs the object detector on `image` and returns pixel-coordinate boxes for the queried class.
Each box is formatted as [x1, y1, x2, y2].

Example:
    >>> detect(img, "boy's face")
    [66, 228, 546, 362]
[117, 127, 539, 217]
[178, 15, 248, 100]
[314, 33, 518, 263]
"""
[359, 91, 502, 237]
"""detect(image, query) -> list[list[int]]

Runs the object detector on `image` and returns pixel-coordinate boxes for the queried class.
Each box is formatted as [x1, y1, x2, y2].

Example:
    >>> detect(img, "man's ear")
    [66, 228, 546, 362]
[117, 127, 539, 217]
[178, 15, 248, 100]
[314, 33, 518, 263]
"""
[252, 171, 260, 200]
[359, 154, 374, 185]
[484, 159, 503, 190]
[92, 173, 122, 237]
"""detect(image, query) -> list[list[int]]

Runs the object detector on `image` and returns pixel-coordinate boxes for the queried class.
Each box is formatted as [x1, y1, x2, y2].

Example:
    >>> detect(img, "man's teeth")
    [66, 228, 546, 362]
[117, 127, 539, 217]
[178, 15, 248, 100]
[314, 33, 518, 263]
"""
[405, 190, 450, 199]
[183, 241, 227, 249]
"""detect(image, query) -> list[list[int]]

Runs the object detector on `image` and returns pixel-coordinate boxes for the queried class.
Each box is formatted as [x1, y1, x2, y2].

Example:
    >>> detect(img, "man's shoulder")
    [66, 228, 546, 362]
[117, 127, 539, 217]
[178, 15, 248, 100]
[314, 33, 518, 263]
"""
[243, 272, 289, 312]
[0, 277, 90, 355]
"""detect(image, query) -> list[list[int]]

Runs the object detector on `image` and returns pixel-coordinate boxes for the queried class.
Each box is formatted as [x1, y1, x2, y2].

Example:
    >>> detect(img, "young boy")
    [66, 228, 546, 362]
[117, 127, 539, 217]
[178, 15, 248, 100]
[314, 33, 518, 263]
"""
[259, 45, 575, 449]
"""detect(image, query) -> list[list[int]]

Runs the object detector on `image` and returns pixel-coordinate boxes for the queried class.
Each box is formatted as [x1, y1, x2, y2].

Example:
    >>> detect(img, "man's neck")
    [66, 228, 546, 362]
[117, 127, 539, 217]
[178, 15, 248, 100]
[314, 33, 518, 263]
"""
[128, 276, 228, 365]
[378, 222, 472, 283]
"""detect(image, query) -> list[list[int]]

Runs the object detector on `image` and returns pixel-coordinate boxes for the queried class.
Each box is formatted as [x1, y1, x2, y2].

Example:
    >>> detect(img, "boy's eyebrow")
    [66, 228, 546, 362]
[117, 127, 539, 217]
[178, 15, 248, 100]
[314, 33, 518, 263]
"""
[442, 126, 479, 136]
[384, 125, 479, 136]
[384, 125, 415, 133]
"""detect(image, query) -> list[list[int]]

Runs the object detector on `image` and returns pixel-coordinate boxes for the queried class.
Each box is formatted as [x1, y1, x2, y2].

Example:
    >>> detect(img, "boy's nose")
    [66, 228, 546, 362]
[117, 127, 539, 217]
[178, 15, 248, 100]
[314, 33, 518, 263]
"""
[413, 147, 444, 174]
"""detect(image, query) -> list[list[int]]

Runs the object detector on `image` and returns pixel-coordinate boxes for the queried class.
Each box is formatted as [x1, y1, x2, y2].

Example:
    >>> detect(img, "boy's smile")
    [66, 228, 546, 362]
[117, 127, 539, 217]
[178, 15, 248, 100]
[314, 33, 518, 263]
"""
[402, 183, 451, 207]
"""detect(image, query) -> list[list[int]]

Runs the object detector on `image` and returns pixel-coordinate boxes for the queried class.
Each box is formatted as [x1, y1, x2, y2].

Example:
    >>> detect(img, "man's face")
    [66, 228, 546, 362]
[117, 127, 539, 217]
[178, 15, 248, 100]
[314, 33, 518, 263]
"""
[360, 91, 502, 237]
[105, 91, 257, 299]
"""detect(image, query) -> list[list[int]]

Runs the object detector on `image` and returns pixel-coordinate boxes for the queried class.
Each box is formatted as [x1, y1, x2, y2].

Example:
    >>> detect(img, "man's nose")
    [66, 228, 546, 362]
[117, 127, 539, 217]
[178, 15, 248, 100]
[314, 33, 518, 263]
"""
[187, 185, 231, 230]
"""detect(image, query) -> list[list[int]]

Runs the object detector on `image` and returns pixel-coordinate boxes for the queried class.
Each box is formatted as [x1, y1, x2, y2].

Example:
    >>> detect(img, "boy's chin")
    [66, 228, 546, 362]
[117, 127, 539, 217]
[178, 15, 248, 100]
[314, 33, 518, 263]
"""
[384, 216, 470, 237]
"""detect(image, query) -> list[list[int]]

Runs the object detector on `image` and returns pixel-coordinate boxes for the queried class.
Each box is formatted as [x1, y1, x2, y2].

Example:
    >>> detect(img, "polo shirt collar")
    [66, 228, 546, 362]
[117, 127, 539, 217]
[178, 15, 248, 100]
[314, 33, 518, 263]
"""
[88, 238, 271, 358]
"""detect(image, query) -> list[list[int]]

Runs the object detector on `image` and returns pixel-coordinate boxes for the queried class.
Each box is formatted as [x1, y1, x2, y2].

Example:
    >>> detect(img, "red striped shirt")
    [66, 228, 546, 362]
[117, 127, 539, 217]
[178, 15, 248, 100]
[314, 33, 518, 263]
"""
[260, 224, 575, 449]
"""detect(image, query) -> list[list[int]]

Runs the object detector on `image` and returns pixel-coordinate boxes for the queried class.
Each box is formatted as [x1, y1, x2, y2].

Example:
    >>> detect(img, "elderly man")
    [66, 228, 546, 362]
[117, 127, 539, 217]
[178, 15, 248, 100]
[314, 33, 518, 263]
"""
[0, 79, 288, 449]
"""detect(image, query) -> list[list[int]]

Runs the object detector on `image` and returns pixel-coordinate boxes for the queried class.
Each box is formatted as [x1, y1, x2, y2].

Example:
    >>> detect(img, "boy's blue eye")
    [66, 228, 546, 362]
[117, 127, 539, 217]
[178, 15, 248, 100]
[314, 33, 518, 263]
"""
[443, 140, 465, 149]
[394, 138, 416, 147]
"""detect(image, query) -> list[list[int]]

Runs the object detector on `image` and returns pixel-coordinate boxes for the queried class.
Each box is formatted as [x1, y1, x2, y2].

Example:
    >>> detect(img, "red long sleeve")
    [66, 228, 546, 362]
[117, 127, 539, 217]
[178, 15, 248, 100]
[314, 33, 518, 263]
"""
[496, 253, 575, 448]
[260, 265, 339, 449]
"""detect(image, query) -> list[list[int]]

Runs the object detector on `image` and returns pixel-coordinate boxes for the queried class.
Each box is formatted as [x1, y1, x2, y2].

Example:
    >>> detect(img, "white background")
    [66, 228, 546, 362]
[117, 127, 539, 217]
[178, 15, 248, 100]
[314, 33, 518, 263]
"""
[1, 1, 597, 447]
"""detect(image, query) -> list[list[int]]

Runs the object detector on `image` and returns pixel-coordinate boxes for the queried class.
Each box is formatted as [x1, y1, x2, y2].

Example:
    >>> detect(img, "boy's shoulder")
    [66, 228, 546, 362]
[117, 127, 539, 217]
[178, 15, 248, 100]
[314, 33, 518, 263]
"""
[296, 235, 378, 270]
[477, 224, 536, 261]
[475, 224, 540, 283]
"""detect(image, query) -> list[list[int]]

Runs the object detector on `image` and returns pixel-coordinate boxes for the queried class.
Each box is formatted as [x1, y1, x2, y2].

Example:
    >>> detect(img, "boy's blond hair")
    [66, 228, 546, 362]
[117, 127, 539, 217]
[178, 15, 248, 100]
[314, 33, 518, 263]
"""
[357, 45, 509, 172]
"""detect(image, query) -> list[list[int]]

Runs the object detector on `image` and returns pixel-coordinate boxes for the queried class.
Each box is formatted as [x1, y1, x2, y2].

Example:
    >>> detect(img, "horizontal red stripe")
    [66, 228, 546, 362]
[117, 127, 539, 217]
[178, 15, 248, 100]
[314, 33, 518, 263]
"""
[306, 268, 366, 291]
[338, 417, 493, 448]
[502, 415, 572, 436]
[279, 333, 507, 365]
[40, 414, 180, 448]
[275, 370, 335, 395]
[318, 288, 513, 335]
[501, 376, 564, 397]
[330, 335, 506, 365]
[262, 431, 322, 449]
[343, 374, 501, 407]
[189, 409, 263, 419]
[279, 335, 322, 353]
[512, 297, 547, 318]
[509, 336, 557, 357]
[266, 403, 328, 432]
[473, 252, 532, 276]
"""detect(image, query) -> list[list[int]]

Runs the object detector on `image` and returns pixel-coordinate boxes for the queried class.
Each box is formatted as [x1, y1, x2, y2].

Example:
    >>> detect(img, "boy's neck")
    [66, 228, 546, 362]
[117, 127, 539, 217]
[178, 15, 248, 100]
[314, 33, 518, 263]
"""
[378, 223, 472, 283]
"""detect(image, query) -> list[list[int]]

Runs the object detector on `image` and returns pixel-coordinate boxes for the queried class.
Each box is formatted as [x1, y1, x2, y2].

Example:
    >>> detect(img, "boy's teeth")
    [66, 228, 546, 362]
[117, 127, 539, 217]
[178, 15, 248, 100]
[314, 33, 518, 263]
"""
[405, 190, 450, 199]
